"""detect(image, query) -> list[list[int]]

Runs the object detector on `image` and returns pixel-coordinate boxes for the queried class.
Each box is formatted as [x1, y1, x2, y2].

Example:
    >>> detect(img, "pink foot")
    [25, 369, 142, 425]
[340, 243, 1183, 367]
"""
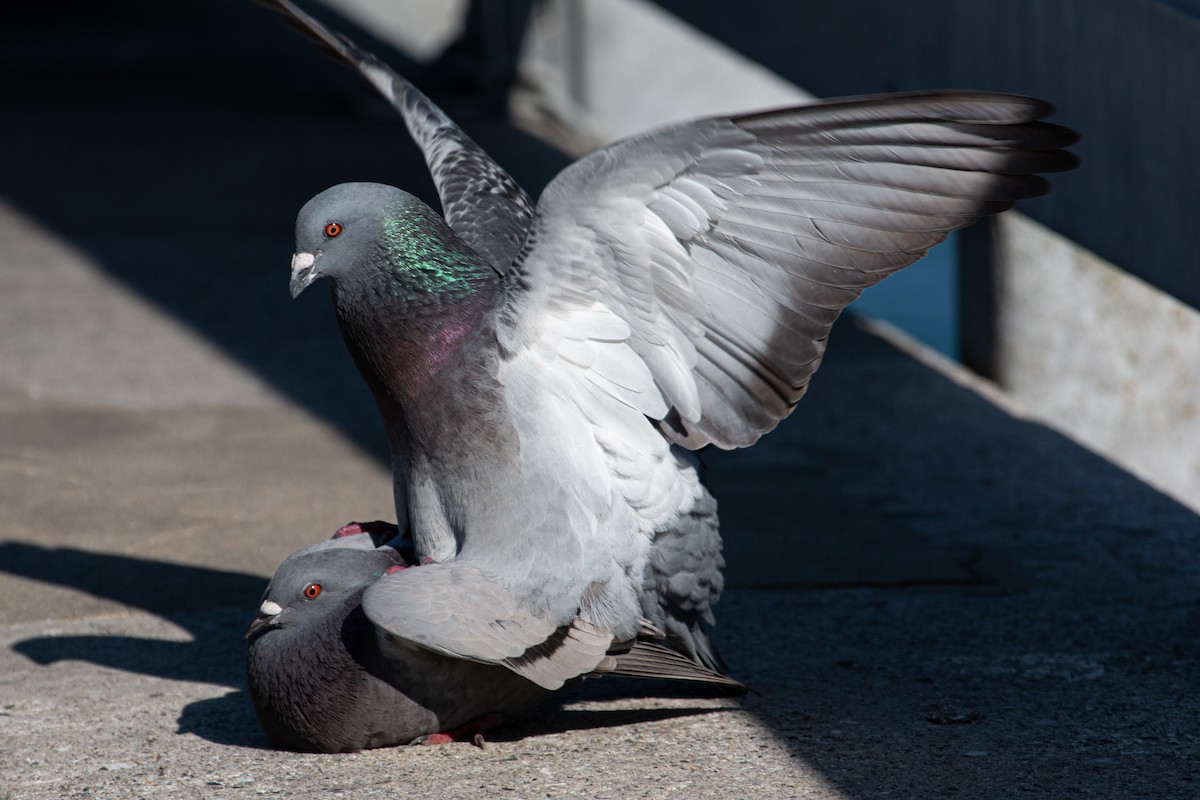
[333, 522, 364, 538]
[412, 714, 506, 748]
[415, 732, 455, 746]
[332, 520, 400, 544]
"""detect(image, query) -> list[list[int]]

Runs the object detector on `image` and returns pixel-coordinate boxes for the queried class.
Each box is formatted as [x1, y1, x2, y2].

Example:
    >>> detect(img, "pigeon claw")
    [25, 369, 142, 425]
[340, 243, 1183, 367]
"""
[411, 714, 505, 748]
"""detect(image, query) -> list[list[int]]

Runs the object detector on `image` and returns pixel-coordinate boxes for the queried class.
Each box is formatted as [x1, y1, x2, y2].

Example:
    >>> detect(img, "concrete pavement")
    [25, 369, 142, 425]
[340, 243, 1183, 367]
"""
[1, 3, 1198, 798]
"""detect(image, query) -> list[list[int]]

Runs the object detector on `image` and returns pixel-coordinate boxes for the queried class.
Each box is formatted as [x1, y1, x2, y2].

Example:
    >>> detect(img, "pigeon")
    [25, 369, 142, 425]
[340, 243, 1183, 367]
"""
[245, 523, 745, 752]
[265, 2, 1077, 691]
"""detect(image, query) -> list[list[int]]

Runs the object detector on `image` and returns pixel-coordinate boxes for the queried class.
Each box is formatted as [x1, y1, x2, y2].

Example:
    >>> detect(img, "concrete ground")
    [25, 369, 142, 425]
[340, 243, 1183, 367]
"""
[2, 3, 1198, 798]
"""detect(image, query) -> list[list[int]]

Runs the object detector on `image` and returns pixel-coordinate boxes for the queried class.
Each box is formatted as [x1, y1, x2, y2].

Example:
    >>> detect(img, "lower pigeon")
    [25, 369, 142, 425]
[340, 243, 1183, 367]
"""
[246, 524, 744, 751]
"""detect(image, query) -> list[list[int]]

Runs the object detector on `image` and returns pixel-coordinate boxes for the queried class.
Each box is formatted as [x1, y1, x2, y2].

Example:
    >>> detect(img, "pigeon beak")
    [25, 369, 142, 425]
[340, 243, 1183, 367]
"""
[246, 599, 284, 642]
[289, 252, 319, 298]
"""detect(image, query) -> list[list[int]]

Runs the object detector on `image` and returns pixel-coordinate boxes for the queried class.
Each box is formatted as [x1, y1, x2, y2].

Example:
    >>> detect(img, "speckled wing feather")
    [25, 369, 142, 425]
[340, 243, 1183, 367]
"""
[258, 0, 534, 270]
[363, 563, 613, 690]
[500, 92, 1077, 449]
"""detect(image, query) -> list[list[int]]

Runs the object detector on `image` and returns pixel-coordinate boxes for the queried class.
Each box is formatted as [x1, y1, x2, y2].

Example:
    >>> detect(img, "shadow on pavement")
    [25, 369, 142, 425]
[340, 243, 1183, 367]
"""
[178, 689, 732, 750]
[3, 542, 741, 750]
[1, 0, 567, 458]
[5, 1, 1200, 796]
[4, 542, 262, 687]
[0, 542, 267, 619]
[178, 691, 272, 750]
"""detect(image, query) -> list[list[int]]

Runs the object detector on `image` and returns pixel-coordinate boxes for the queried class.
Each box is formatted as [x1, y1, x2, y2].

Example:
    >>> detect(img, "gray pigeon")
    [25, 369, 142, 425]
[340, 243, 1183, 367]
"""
[267, 3, 1077, 690]
[246, 523, 745, 751]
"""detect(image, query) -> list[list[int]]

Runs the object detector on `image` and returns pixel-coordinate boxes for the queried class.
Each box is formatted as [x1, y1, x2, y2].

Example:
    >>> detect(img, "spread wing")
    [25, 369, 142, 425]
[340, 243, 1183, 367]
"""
[499, 92, 1077, 449]
[362, 563, 612, 690]
[259, 0, 534, 269]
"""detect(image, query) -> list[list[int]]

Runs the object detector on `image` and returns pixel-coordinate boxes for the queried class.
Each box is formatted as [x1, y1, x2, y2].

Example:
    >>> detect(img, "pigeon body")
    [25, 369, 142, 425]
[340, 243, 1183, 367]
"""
[267, 2, 1078, 690]
[291, 182, 720, 676]
[245, 533, 544, 751]
[246, 528, 744, 751]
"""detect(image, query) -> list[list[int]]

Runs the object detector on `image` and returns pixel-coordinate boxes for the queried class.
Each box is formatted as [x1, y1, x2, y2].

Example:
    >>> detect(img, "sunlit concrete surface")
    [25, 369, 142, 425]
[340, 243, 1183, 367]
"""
[990, 214, 1200, 514]
[0, 200, 286, 410]
[2, 2, 1198, 798]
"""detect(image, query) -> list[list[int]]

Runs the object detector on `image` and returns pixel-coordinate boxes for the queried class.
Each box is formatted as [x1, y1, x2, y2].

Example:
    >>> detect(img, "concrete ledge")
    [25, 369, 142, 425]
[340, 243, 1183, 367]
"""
[975, 213, 1200, 512]
[515, 0, 812, 153]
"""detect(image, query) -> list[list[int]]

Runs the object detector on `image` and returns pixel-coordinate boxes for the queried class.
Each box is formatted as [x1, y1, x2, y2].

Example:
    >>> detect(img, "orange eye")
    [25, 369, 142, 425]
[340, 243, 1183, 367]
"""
[324, 222, 343, 238]
[302, 583, 322, 599]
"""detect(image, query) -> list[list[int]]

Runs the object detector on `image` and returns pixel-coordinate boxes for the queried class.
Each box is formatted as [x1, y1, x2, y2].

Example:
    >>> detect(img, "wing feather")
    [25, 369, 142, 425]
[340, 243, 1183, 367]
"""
[363, 563, 613, 690]
[500, 91, 1077, 448]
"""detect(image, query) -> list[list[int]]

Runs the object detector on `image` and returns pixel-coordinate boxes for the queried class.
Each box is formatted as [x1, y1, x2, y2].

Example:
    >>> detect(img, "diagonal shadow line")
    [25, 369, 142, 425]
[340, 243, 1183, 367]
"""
[0, 542, 267, 619]
[0, 0, 569, 461]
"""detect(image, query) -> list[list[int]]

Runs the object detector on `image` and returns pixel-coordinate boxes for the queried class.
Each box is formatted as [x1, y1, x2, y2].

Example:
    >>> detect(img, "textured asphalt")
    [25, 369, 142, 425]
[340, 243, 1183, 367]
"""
[2, 3, 1198, 799]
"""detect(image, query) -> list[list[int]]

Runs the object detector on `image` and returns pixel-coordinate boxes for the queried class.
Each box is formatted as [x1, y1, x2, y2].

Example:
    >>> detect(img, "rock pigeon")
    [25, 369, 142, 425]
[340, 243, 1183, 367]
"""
[245, 523, 745, 752]
[265, 2, 1077, 690]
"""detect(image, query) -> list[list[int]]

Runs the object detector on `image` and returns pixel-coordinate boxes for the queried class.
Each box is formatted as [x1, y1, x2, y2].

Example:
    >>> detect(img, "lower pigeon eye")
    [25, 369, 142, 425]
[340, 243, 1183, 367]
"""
[323, 222, 343, 238]
[303, 583, 322, 599]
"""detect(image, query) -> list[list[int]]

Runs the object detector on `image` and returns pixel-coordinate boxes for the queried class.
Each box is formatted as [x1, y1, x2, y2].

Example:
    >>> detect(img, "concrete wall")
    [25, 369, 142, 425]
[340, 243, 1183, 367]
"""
[973, 215, 1200, 506]
[513, 0, 813, 152]
[653, 0, 1200, 312]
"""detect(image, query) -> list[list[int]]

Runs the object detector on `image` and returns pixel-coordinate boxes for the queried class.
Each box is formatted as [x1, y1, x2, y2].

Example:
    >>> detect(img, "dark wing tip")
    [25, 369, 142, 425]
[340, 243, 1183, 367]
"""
[600, 639, 751, 694]
[252, 0, 366, 73]
[735, 89, 1076, 131]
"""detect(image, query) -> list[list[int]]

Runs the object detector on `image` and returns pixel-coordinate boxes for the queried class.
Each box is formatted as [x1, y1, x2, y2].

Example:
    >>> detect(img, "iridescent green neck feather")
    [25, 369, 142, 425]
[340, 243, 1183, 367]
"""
[331, 199, 501, 406]
[378, 201, 495, 303]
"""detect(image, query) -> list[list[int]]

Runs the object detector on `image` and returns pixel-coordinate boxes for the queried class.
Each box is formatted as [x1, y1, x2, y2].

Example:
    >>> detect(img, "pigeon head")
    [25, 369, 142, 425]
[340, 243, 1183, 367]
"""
[247, 546, 398, 645]
[288, 182, 504, 403]
[289, 182, 496, 304]
[245, 546, 407, 752]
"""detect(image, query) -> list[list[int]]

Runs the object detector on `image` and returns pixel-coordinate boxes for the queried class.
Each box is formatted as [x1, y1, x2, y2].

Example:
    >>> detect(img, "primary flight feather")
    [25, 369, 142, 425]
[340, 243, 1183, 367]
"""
[265, 1, 1077, 692]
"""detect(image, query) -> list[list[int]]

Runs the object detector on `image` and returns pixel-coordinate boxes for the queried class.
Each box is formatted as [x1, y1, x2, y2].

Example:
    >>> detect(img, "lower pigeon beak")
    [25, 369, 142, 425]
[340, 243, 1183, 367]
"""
[289, 252, 319, 298]
[246, 600, 284, 642]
